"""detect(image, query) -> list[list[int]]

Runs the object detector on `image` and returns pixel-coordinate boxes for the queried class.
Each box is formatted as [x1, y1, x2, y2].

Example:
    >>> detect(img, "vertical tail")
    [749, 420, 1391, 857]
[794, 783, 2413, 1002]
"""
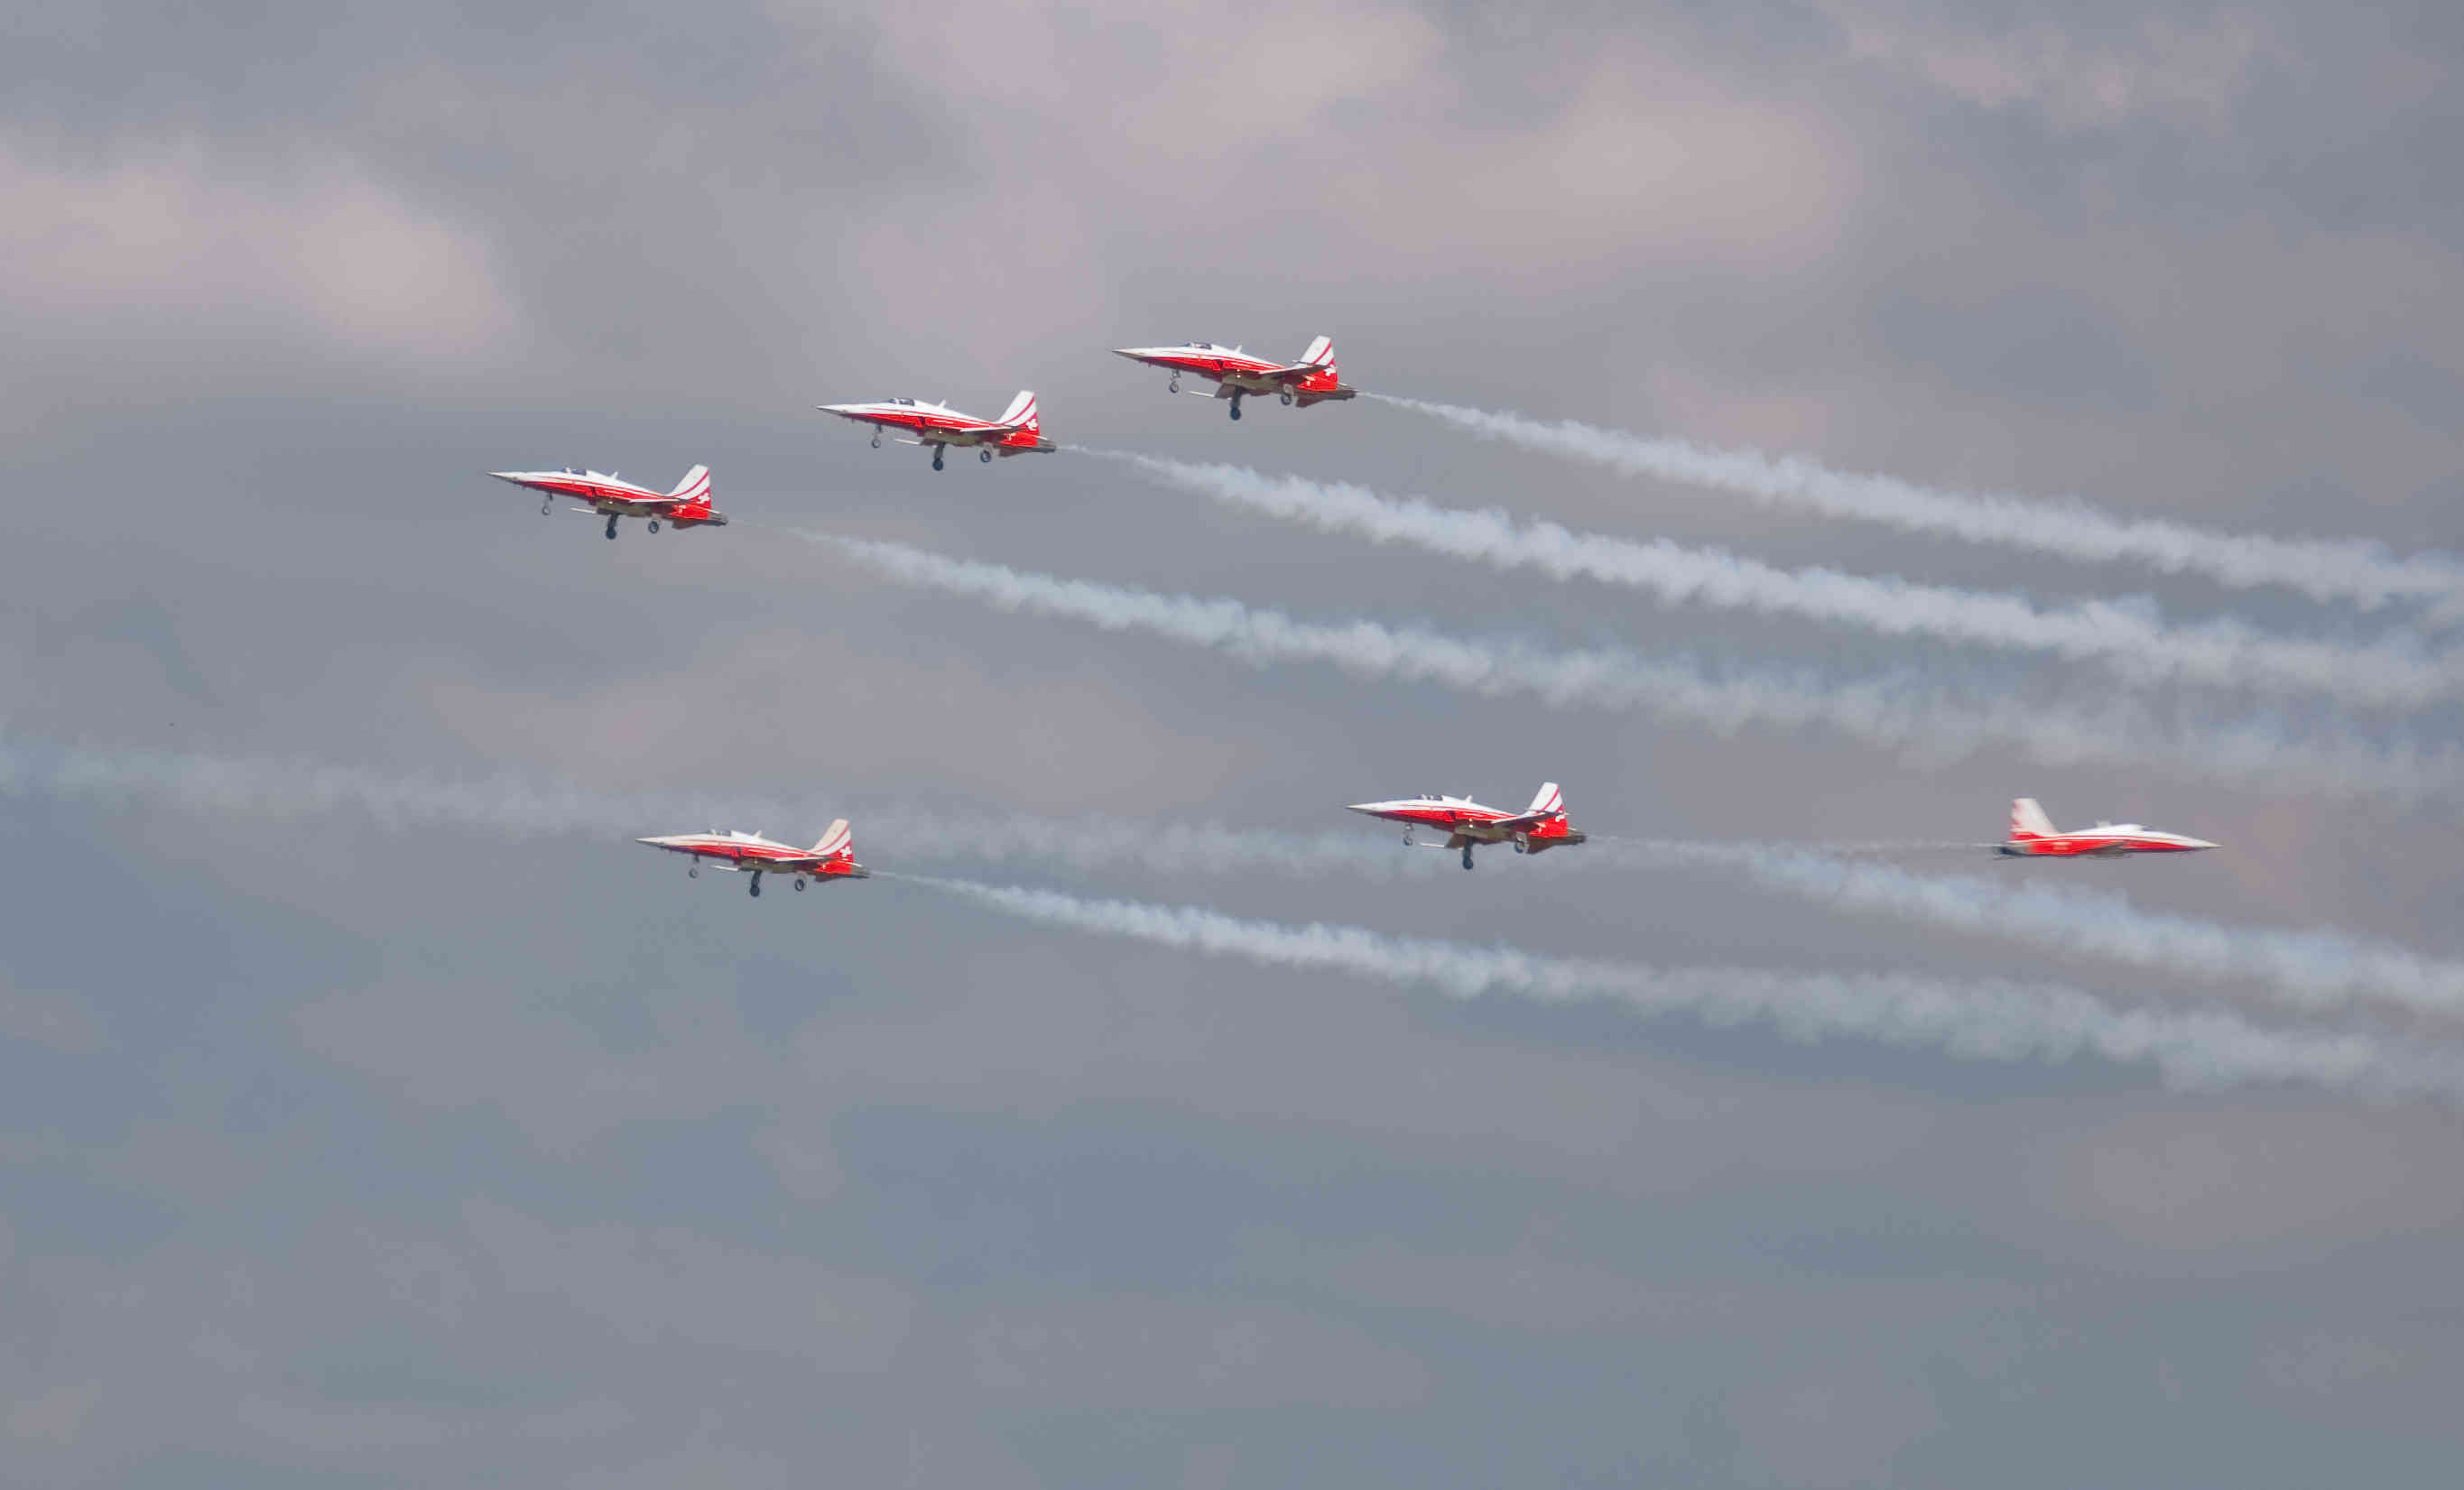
[1299, 336, 1335, 370]
[1525, 781, 1563, 818]
[668, 464, 711, 502]
[813, 819, 853, 860]
[998, 391, 1039, 433]
[2010, 798, 2055, 840]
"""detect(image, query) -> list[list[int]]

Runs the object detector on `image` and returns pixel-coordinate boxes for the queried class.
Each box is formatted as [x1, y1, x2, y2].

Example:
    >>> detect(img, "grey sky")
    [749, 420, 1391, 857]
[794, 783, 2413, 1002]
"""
[5, 3, 2462, 1485]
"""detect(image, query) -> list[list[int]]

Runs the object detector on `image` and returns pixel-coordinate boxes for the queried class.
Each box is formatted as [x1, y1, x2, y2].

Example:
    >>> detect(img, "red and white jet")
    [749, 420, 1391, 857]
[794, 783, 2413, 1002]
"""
[816, 391, 1056, 470]
[635, 819, 870, 896]
[1996, 798, 2217, 858]
[1345, 782, 1587, 870]
[487, 465, 728, 541]
[1111, 336, 1357, 421]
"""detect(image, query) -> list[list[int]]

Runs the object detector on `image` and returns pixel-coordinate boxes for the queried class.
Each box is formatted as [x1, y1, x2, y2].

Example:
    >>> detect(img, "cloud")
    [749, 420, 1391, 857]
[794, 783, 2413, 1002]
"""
[0, 135, 520, 364]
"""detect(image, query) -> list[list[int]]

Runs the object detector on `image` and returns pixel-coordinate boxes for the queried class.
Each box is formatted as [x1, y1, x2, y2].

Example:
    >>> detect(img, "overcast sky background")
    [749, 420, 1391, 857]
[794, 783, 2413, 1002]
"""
[5, 3, 2463, 1485]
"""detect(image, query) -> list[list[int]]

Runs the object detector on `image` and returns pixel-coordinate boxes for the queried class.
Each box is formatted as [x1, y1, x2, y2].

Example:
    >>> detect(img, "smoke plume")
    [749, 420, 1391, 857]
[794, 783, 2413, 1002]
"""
[1370, 393, 2464, 616]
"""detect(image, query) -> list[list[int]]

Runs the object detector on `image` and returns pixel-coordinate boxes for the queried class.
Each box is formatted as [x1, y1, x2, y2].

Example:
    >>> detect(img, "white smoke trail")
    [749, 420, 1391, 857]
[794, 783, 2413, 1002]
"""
[893, 874, 2464, 1105]
[1370, 393, 2464, 616]
[810, 533, 2464, 809]
[0, 736, 1429, 878]
[1099, 451, 2450, 709]
[1589, 839, 2464, 1022]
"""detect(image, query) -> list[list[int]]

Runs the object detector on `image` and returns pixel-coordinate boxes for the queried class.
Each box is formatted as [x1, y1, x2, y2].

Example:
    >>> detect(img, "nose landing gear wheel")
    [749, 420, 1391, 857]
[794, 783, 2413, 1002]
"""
[931, 447, 944, 471]
[1461, 846, 1475, 871]
[793, 877, 805, 892]
[605, 515, 619, 540]
[870, 431, 881, 449]
[647, 519, 661, 533]
[1168, 375, 1181, 393]
[688, 865, 699, 878]
[540, 498, 552, 516]
[979, 448, 993, 463]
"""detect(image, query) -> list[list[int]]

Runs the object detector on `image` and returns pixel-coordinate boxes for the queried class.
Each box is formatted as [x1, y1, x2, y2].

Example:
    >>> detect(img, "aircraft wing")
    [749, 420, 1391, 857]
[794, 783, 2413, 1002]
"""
[1487, 810, 1559, 831]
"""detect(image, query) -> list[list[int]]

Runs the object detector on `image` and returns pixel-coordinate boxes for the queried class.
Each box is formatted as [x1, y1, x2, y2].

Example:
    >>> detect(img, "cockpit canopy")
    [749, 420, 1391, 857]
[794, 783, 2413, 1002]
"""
[887, 397, 917, 406]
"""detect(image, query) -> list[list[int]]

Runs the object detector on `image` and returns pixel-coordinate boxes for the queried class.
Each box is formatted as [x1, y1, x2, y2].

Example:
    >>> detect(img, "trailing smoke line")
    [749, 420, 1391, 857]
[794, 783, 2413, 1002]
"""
[890, 874, 2464, 1105]
[1102, 451, 2450, 709]
[0, 736, 1428, 878]
[810, 533, 2464, 809]
[1368, 393, 2464, 615]
[15, 734, 2464, 1023]
[1589, 838, 2464, 1022]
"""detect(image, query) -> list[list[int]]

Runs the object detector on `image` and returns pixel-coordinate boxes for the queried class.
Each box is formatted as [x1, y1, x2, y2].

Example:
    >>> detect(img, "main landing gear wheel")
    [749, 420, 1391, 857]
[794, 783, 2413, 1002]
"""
[647, 519, 662, 533]
[604, 515, 619, 540]
[1228, 395, 1243, 421]
[748, 873, 763, 898]
[540, 498, 552, 516]
[1168, 375, 1181, 393]
[870, 431, 882, 449]
[1514, 838, 1528, 855]
[931, 447, 944, 471]
[1401, 829, 1416, 847]
[688, 865, 699, 878]
[1461, 846, 1476, 871]
[1280, 390, 1294, 406]
[793, 877, 805, 892]
[979, 448, 993, 464]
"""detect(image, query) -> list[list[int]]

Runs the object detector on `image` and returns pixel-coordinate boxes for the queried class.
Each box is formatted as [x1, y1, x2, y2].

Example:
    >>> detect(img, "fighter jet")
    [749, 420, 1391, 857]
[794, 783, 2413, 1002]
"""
[1345, 782, 1586, 870]
[635, 819, 869, 896]
[1111, 336, 1356, 421]
[1996, 798, 2217, 857]
[487, 465, 727, 541]
[816, 391, 1056, 469]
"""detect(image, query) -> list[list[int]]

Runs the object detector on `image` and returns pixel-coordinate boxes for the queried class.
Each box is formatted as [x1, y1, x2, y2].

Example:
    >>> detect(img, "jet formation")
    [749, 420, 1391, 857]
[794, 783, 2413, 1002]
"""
[487, 336, 2222, 893]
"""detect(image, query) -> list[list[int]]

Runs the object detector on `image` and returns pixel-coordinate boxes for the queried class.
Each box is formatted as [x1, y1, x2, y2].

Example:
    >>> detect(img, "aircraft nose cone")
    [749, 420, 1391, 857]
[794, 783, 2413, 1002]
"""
[1344, 803, 1385, 817]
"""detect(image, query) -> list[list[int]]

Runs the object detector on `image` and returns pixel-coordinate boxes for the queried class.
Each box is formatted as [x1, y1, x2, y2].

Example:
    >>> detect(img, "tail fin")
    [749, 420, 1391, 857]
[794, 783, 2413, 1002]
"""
[998, 391, 1039, 431]
[1526, 781, 1563, 818]
[1300, 336, 1335, 369]
[813, 819, 853, 860]
[668, 464, 711, 502]
[2010, 798, 2055, 840]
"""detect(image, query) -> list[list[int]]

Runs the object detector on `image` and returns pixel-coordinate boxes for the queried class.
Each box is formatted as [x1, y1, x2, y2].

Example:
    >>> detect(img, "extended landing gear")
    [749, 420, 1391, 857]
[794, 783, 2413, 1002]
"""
[688, 865, 699, 878]
[647, 519, 662, 533]
[1461, 845, 1476, 871]
[792, 877, 805, 893]
[1513, 838, 1528, 855]
[979, 448, 994, 464]
[540, 497, 553, 516]
[1168, 375, 1181, 393]
[931, 446, 944, 471]
[1280, 390, 1294, 406]
[1228, 394, 1243, 421]
[604, 514, 619, 541]
[870, 430, 882, 449]
[748, 872, 763, 898]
